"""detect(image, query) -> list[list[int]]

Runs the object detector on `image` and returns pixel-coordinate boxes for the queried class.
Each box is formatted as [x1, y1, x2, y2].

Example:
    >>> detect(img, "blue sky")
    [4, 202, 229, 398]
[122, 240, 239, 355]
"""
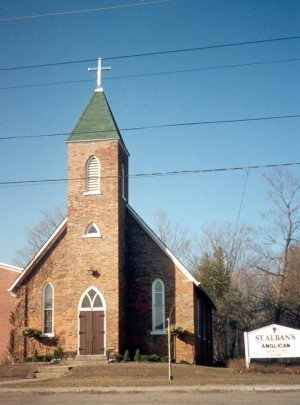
[0, 0, 299, 265]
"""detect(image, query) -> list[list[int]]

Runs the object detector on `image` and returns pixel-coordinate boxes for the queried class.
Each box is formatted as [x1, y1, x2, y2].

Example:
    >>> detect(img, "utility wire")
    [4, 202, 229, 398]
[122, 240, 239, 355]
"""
[1, 161, 300, 188]
[1, 57, 299, 91]
[1, 35, 299, 72]
[0, 113, 299, 141]
[235, 169, 250, 229]
[0, 0, 174, 22]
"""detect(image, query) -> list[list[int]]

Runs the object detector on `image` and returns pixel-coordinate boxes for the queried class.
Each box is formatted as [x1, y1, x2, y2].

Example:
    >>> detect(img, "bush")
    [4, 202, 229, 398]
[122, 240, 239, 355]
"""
[53, 345, 64, 359]
[148, 354, 161, 362]
[134, 348, 142, 362]
[161, 355, 169, 363]
[22, 328, 41, 338]
[123, 350, 130, 362]
[141, 355, 149, 362]
[32, 350, 39, 362]
[115, 353, 123, 362]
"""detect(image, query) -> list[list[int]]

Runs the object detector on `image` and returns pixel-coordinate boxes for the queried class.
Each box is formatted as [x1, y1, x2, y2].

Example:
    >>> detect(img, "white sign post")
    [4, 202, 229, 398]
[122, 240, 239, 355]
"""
[244, 324, 300, 368]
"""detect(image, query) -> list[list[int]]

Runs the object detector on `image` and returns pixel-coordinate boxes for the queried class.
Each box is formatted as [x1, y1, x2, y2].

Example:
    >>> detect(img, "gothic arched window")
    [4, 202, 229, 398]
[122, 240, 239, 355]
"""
[42, 283, 54, 335]
[152, 279, 165, 334]
[86, 155, 100, 194]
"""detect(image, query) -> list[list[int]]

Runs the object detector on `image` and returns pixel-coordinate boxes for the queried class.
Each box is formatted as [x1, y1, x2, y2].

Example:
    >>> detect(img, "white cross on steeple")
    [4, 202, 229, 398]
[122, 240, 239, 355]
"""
[88, 58, 111, 92]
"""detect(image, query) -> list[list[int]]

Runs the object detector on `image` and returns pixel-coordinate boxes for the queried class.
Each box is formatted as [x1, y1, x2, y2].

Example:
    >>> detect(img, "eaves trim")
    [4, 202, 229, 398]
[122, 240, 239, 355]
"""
[127, 205, 200, 285]
[65, 137, 130, 157]
[8, 217, 68, 293]
[126, 205, 215, 307]
[0, 262, 23, 273]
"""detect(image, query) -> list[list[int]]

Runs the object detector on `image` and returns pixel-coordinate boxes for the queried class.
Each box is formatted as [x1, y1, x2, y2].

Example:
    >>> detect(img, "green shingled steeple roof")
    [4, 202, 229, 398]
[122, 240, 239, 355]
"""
[67, 91, 126, 146]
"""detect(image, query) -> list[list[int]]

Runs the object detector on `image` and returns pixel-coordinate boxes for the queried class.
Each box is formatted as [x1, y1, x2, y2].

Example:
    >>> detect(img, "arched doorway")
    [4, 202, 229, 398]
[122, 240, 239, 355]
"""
[78, 286, 106, 355]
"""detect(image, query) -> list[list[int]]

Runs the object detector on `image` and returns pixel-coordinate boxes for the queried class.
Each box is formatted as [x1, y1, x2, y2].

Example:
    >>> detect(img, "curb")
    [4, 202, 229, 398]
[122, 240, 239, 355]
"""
[0, 385, 299, 394]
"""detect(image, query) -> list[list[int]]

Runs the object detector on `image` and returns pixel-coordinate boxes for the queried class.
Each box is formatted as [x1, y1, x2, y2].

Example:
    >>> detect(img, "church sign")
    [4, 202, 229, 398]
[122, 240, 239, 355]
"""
[244, 324, 300, 368]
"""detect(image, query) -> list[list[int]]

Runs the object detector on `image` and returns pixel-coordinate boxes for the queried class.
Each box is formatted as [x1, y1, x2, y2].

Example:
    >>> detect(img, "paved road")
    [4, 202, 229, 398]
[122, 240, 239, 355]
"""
[0, 391, 299, 404]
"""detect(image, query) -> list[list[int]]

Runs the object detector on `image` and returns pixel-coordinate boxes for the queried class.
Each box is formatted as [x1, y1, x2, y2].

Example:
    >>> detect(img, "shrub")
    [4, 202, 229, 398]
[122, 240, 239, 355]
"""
[115, 353, 123, 362]
[134, 348, 142, 362]
[169, 325, 185, 337]
[42, 355, 52, 362]
[141, 355, 149, 362]
[161, 355, 169, 363]
[53, 345, 64, 359]
[148, 354, 161, 362]
[32, 350, 39, 362]
[22, 328, 41, 338]
[123, 350, 130, 362]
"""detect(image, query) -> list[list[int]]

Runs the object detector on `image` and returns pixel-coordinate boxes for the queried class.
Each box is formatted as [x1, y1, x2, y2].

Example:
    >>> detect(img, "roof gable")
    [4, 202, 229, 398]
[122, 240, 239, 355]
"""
[0, 262, 22, 273]
[126, 205, 214, 307]
[8, 218, 67, 293]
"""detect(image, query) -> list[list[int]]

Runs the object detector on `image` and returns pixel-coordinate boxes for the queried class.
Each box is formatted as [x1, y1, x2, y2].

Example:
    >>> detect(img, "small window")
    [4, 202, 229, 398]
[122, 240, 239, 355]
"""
[84, 223, 101, 238]
[85, 155, 100, 194]
[122, 162, 126, 200]
[152, 279, 165, 334]
[42, 283, 54, 335]
[197, 298, 203, 337]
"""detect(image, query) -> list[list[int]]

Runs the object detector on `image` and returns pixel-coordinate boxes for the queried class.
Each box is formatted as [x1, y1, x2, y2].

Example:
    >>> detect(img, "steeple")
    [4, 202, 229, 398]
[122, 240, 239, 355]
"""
[66, 91, 128, 154]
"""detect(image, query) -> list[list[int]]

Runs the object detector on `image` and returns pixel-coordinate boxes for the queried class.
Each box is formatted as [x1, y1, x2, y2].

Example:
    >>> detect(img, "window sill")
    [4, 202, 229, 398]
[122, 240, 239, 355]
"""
[83, 191, 102, 196]
[40, 333, 55, 338]
[150, 331, 166, 336]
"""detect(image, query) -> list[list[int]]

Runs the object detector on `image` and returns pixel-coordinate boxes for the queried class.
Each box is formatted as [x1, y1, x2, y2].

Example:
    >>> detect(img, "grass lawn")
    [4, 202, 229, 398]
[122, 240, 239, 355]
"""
[0, 362, 299, 388]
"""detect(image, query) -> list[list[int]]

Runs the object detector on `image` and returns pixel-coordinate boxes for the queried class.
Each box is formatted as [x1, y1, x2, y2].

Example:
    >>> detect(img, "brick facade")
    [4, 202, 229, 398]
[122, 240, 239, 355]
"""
[0, 263, 22, 362]
[8, 91, 213, 364]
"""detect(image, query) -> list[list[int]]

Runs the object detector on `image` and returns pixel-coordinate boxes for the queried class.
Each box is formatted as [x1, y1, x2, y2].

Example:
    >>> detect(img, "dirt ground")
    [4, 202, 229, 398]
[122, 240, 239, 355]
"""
[0, 362, 300, 388]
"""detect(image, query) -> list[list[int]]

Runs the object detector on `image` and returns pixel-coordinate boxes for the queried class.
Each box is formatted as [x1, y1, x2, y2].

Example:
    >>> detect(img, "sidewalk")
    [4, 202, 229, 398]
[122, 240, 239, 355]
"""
[0, 382, 299, 394]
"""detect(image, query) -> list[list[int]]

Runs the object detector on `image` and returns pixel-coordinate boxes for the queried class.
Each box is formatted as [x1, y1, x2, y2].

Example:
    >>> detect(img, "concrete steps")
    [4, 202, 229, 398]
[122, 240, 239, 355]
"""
[34, 364, 73, 380]
[73, 355, 107, 365]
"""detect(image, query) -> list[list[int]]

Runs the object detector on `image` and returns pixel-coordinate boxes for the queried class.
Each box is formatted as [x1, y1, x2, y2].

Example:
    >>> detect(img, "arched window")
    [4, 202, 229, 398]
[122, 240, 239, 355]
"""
[83, 223, 101, 238]
[86, 155, 100, 194]
[43, 283, 54, 335]
[122, 162, 126, 200]
[80, 287, 105, 311]
[152, 279, 165, 334]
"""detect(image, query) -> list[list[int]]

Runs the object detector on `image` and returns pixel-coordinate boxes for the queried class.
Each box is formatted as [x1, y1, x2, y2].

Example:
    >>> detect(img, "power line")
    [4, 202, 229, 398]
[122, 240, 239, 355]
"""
[0, 113, 299, 141]
[0, 0, 174, 22]
[1, 161, 300, 188]
[1, 57, 299, 91]
[1, 35, 300, 72]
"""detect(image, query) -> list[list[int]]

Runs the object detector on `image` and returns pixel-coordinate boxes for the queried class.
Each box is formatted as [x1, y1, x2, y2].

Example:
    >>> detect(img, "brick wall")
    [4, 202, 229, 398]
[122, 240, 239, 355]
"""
[0, 265, 21, 361]
[125, 211, 176, 357]
[13, 139, 129, 358]
[125, 211, 202, 363]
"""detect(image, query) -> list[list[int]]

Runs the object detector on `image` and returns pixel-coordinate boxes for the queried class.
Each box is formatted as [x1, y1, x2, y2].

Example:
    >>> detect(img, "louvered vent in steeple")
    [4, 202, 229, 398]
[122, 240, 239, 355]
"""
[86, 155, 100, 193]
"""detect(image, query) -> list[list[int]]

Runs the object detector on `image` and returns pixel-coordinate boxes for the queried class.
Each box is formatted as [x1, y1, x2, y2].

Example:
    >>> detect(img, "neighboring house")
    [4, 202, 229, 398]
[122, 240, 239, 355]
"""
[0, 262, 22, 361]
[8, 82, 214, 364]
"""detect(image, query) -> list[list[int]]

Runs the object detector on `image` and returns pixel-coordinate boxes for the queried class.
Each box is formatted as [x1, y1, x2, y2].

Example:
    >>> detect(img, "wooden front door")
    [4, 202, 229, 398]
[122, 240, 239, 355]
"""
[79, 310, 105, 355]
[79, 287, 106, 355]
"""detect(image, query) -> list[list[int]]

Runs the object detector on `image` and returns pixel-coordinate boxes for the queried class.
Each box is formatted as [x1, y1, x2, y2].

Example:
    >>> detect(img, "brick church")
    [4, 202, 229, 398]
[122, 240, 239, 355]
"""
[7, 65, 213, 364]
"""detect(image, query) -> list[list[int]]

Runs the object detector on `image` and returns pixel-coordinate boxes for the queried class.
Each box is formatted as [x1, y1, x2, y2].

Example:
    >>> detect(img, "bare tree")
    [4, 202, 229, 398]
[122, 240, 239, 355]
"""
[255, 169, 300, 325]
[153, 208, 196, 269]
[15, 206, 66, 267]
[194, 223, 259, 361]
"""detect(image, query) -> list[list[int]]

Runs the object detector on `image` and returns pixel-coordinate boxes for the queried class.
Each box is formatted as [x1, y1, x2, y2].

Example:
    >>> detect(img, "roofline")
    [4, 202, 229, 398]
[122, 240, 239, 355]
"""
[0, 262, 23, 273]
[8, 217, 68, 293]
[126, 204, 215, 307]
[65, 137, 130, 157]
